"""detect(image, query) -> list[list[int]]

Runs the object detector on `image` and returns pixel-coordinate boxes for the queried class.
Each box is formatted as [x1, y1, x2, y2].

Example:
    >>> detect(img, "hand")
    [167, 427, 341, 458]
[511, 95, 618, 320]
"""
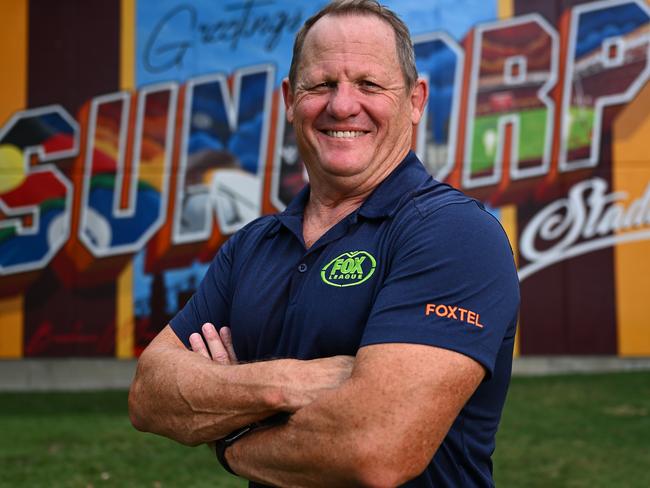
[281, 355, 355, 411]
[189, 323, 238, 365]
[189, 323, 354, 411]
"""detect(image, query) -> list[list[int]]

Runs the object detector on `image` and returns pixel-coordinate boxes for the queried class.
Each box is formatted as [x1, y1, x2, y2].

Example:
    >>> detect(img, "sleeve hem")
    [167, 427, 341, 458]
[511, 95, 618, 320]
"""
[360, 324, 497, 377]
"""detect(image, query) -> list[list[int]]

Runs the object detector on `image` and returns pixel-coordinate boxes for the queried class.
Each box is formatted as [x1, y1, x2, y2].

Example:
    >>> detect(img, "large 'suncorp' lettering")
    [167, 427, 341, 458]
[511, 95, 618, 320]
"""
[1, 2, 649, 280]
[0, 107, 78, 274]
[172, 64, 274, 243]
[414, 32, 464, 182]
[463, 14, 558, 189]
[559, 0, 650, 171]
[79, 84, 177, 256]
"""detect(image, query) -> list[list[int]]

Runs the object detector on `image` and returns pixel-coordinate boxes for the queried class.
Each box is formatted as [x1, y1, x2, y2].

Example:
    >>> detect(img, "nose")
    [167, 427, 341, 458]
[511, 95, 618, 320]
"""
[326, 83, 361, 119]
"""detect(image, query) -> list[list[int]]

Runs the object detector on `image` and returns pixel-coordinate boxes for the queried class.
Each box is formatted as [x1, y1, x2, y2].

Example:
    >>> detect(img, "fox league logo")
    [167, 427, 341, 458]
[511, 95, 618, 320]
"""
[320, 251, 377, 288]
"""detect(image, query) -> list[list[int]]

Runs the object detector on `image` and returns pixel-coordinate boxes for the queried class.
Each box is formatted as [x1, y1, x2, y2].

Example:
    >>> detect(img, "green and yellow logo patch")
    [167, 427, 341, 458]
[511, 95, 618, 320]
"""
[321, 251, 377, 287]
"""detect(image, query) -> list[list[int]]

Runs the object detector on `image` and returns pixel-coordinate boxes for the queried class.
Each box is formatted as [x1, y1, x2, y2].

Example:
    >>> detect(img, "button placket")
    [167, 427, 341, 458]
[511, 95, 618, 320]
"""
[288, 251, 321, 306]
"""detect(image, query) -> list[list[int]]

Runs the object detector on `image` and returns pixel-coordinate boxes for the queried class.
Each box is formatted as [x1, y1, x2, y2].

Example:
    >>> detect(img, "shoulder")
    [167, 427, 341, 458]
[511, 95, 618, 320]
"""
[412, 180, 484, 219]
[388, 183, 518, 298]
[395, 181, 509, 249]
[222, 214, 279, 251]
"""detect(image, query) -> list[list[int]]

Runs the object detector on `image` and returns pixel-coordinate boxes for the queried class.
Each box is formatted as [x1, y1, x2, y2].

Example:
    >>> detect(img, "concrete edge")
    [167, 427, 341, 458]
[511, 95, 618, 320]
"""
[511, 356, 650, 376]
[0, 359, 138, 392]
[0, 357, 649, 391]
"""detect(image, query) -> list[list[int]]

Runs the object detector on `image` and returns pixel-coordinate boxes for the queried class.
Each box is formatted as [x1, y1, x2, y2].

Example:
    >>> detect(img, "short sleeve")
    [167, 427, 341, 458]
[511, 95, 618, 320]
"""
[361, 201, 520, 377]
[169, 236, 237, 348]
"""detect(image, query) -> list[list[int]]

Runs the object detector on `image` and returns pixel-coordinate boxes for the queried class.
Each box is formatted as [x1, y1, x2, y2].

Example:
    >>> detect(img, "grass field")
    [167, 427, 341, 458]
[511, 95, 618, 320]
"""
[1, 371, 649, 487]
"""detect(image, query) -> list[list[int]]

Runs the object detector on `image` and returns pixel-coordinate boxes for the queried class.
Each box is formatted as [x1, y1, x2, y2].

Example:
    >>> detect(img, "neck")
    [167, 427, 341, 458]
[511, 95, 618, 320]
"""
[302, 189, 369, 248]
[300, 148, 409, 248]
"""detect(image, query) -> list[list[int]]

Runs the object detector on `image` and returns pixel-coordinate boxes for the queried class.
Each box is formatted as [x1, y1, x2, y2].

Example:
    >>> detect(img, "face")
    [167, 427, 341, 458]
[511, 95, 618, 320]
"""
[283, 14, 427, 192]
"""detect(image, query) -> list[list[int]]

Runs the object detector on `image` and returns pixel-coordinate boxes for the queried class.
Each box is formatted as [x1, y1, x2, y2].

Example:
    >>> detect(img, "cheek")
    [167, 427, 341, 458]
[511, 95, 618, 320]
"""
[305, 104, 327, 124]
[293, 95, 325, 120]
[367, 98, 406, 127]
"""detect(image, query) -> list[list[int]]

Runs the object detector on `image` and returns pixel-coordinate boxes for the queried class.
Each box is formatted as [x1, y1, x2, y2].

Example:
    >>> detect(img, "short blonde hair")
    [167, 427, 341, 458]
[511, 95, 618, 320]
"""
[288, 0, 417, 90]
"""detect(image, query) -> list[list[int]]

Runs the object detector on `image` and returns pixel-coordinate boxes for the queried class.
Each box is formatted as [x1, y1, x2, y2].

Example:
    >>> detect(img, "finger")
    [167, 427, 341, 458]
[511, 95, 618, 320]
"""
[219, 327, 238, 364]
[202, 322, 231, 365]
[189, 333, 211, 359]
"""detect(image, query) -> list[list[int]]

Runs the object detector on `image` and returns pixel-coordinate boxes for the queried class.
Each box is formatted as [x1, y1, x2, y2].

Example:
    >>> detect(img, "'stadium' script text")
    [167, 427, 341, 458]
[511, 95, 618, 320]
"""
[519, 177, 650, 280]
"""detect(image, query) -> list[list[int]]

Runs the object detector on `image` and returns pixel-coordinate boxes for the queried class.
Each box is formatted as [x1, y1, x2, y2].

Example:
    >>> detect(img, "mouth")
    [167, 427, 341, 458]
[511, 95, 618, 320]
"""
[322, 130, 368, 139]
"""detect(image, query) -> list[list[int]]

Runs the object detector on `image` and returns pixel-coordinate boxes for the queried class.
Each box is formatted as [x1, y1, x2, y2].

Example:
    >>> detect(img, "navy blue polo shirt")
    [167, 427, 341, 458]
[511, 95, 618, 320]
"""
[171, 152, 520, 487]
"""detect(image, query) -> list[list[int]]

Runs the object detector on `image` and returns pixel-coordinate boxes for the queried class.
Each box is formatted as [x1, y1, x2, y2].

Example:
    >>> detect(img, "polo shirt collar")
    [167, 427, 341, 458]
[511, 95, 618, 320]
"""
[357, 151, 430, 219]
[272, 151, 430, 237]
[270, 186, 309, 241]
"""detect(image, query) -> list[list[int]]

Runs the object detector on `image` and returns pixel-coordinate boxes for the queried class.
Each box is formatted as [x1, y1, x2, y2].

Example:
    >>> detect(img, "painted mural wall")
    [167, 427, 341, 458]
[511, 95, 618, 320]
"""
[1, 0, 649, 358]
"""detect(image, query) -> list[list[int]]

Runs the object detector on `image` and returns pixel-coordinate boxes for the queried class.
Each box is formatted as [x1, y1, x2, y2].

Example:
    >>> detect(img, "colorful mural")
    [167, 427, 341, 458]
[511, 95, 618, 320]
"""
[1, 0, 649, 358]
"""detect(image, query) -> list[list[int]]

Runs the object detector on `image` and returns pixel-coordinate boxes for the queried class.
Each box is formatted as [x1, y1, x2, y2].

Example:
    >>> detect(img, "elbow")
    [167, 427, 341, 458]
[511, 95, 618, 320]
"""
[128, 372, 197, 446]
[350, 438, 430, 487]
[127, 372, 148, 432]
[353, 463, 422, 488]
[127, 352, 206, 447]
[128, 348, 159, 434]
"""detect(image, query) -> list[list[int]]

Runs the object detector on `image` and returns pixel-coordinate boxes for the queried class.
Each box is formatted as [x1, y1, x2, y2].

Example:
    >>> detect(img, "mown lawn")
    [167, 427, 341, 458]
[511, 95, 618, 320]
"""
[1, 371, 648, 487]
[494, 371, 650, 488]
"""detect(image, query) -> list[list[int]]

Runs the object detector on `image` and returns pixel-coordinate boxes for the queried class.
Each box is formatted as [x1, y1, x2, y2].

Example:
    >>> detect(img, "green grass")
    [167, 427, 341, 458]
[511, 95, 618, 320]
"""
[494, 371, 650, 488]
[1, 372, 649, 487]
[0, 391, 244, 488]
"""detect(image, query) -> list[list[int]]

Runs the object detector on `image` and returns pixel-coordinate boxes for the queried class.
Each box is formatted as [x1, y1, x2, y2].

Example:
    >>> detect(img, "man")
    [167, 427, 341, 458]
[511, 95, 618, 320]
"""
[129, 1, 520, 486]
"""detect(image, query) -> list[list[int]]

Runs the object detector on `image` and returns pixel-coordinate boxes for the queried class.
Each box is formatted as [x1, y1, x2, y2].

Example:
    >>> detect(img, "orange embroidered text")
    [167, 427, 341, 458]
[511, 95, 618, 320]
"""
[424, 303, 485, 328]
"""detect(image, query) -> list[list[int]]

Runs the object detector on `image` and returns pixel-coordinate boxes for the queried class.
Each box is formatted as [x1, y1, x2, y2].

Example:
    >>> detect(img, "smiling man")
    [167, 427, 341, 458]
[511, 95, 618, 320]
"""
[129, 1, 520, 487]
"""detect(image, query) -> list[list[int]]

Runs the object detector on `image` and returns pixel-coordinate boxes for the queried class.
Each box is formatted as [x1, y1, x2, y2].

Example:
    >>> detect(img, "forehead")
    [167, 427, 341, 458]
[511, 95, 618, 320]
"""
[299, 14, 401, 79]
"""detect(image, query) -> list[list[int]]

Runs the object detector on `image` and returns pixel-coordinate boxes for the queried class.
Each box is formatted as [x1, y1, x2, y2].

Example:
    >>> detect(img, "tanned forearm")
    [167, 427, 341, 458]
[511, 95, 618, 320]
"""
[227, 378, 383, 487]
[128, 326, 354, 446]
[130, 340, 286, 445]
[225, 343, 485, 488]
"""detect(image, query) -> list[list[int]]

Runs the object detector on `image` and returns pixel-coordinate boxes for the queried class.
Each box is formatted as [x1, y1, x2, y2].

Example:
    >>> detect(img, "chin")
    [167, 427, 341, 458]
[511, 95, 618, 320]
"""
[320, 157, 370, 178]
[317, 147, 370, 169]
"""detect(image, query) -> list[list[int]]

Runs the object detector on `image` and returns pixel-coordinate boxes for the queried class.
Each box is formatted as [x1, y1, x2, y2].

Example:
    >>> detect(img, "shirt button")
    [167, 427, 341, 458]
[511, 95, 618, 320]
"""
[298, 263, 308, 273]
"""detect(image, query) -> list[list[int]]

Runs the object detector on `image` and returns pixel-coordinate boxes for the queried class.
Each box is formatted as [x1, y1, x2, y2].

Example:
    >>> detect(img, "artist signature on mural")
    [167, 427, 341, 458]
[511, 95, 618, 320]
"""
[519, 177, 650, 280]
[143, 1, 303, 73]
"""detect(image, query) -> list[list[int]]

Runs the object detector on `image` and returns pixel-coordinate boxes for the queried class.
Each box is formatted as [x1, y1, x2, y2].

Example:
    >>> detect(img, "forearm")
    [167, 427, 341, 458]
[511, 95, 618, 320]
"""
[128, 325, 354, 446]
[227, 382, 373, 487]
[129, 340, 294, 445]
[225, 344, 485, 488]
[226, 376, 420, 488]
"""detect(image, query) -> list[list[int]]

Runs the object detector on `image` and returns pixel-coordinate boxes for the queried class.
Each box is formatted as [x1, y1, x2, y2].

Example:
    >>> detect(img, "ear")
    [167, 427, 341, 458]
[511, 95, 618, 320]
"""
[409, 78, 428, 125]
[282, 78, 295, 123]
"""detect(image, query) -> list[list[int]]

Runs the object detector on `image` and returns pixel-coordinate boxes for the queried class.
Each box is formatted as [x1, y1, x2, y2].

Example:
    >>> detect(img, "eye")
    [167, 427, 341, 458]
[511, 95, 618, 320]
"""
[312, 81, 336, 90]
[359, 80, 381, 91]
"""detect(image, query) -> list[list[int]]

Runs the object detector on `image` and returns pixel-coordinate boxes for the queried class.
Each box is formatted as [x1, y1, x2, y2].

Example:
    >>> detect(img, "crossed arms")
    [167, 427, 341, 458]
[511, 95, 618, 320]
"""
[129, 323, 484, 487]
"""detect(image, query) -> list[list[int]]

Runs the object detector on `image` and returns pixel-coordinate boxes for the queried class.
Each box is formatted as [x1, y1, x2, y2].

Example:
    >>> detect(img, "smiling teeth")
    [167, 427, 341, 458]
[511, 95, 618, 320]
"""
[326, 130, 364, 138]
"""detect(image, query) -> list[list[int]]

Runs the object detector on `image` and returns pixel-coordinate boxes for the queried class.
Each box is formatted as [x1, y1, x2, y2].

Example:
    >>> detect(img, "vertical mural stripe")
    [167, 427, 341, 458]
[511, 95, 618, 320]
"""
[613, 83, 650, 356]
[120, 0, 135, 91]
[0, 0, 27, 122]
[498, 0, 513, 19]
[116, 260, 135, 358]
[28, 0, 120, 117]
[0, 295, 24, 358]
[26, 0, 121, 356]
[116, 0, 137, 358]
[0, 0, 28, 357]
[500, 206, 520, 356]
